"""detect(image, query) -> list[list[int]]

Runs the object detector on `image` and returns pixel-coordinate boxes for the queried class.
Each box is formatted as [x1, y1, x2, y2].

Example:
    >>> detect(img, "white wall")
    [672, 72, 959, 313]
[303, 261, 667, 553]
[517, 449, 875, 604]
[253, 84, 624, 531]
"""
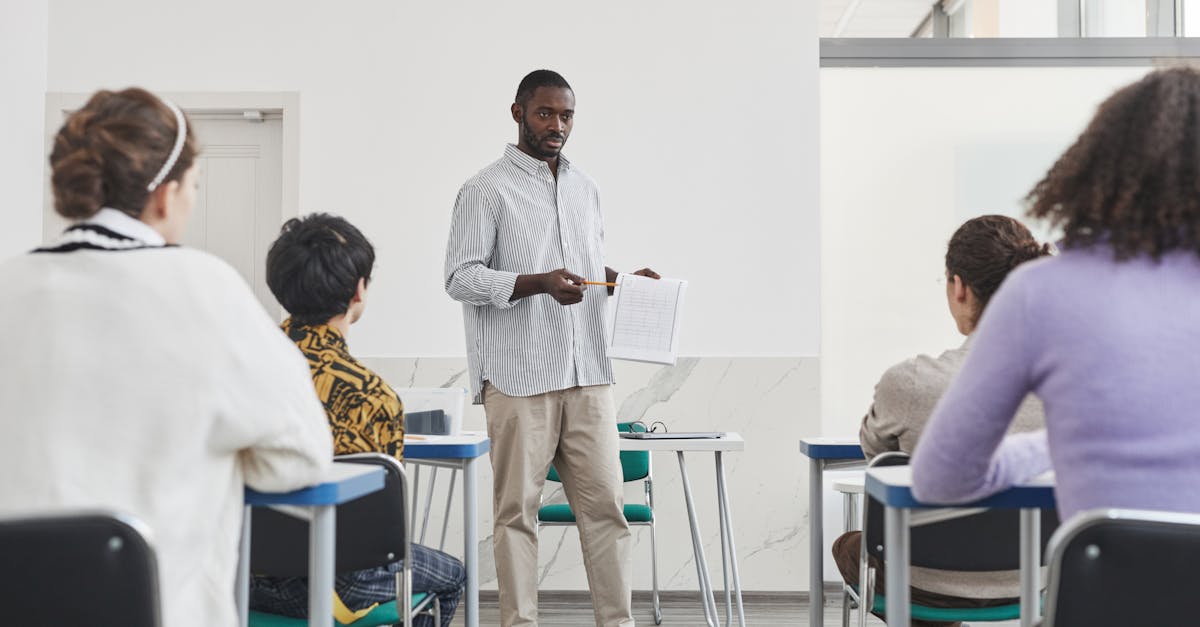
[997, 0, 1058, 37]
[0, 0, 48, 261]
[47, 0, 820, 359]
[819, 66, 1151, 436]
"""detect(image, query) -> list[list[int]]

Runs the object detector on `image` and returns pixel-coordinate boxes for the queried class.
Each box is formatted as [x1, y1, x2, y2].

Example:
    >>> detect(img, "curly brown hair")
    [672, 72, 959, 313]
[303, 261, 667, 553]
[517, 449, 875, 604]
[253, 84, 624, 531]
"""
[946, 215, 1051, 323]
[1026, 67, 1200, 260]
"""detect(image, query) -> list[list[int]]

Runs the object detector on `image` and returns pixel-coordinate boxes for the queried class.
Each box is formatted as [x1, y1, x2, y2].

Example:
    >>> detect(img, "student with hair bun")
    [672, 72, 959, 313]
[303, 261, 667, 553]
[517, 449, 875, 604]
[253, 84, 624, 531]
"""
[832, 215, 1051, 627]
[0, 88, 334, 627]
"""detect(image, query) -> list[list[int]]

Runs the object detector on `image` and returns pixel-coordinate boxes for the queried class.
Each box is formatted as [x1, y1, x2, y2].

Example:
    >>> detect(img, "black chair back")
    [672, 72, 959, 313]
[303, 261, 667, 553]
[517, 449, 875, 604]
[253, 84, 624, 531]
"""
[0, 510, 160, 627]
[864, 453, 1059, 571]
[1045, 509, 1200, 627]
[250, 453, 408, 576]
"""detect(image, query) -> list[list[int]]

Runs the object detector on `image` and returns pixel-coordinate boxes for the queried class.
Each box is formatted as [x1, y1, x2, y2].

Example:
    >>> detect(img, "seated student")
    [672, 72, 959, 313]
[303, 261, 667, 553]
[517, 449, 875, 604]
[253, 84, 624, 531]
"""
[251, 213, 465, 627]
[0, 88, 334, 627]
[833, 214, 1050, 627]
[912, 67, 1200, 521]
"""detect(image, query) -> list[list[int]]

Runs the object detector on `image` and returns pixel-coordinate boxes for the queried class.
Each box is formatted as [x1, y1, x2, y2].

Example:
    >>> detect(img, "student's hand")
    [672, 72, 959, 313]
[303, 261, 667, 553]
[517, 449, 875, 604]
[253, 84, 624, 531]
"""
[632, 268, 661, 279]
[541, 268, 585, 305]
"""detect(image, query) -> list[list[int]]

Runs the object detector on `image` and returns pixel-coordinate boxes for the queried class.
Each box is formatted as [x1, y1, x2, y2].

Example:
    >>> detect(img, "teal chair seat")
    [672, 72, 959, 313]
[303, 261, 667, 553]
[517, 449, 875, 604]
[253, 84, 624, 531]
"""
[853, 584, 1042, 623]
[872, 594, 1021, 622]
[538, 502, 654, 523]
[248, 593, 429, 627]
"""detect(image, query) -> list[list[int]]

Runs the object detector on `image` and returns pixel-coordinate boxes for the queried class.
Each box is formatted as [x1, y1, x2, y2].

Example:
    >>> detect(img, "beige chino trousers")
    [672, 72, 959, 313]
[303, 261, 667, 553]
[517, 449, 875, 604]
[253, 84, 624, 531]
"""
[484, 382, 634, 627]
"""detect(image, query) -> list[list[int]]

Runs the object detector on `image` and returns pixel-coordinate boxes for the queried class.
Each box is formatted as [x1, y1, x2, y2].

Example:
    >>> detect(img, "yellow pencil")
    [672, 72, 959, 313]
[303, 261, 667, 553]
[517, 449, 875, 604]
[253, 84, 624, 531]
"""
[581, 281, 617, 287]
[404, 434, 426, 440]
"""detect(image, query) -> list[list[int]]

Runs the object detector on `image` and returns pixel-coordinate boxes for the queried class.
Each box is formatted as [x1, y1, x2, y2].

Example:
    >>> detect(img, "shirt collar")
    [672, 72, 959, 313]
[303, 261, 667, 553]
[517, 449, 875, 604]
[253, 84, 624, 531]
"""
[504, 143, 571, 176]
[282, 317, 349, 353]
[84, 208, 167, 247]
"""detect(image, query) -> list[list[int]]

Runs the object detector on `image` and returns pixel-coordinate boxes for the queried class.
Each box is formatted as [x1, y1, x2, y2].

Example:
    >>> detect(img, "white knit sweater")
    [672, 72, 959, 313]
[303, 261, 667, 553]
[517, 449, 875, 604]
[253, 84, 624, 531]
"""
[0, 210, 333, 626]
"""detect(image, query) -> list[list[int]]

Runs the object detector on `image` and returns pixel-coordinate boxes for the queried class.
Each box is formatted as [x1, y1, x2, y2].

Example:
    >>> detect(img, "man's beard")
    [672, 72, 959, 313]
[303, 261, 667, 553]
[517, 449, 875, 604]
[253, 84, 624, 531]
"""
[522, 118, 565, 158]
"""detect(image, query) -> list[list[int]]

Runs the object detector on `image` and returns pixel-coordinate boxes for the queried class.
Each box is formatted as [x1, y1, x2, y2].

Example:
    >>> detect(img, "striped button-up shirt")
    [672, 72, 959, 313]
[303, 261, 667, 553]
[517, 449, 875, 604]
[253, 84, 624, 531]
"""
[445, 144, 613, 403]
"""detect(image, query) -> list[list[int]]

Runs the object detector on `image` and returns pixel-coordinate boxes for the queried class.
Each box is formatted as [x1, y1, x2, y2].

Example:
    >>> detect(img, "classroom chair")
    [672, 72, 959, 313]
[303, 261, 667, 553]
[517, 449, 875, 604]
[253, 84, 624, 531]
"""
[248, 453, 439, 627]
[0, 509, 160, 626]
[537, 421, 662, 625]
[846, 452, 1058, 626]
[1043, 508, 1200, 627]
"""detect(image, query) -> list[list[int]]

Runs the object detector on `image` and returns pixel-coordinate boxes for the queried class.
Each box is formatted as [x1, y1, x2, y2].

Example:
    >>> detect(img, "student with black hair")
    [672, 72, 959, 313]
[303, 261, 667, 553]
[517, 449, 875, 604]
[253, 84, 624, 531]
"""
[251, 213, 465, 627]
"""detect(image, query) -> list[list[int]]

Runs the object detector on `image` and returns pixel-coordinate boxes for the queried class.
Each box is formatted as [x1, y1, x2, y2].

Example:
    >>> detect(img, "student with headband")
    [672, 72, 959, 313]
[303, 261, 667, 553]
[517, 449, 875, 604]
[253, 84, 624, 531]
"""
[0, 88, 334, 627]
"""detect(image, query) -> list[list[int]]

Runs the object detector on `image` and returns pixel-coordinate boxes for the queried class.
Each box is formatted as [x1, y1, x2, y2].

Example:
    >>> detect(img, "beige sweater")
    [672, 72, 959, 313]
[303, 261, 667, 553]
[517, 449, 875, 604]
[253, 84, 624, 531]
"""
[0, 211, 333, 627]
[859, 337, 1045, 599]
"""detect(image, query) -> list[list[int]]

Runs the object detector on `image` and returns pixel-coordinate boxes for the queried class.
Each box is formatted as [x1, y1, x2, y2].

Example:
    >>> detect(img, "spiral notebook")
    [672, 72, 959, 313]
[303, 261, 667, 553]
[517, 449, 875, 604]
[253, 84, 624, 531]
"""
[605, 273, 688, 365]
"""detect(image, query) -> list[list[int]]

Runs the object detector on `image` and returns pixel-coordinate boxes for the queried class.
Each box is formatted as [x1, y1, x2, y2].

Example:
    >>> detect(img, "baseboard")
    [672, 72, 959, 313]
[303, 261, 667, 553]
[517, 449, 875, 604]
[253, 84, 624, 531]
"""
[481, 589, 832, 604]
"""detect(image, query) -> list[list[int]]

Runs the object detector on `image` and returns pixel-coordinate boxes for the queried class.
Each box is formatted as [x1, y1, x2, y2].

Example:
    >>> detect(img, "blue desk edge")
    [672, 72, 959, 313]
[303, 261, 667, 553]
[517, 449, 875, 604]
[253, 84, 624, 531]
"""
[245, 466, 385, 506]
[864, 473, 1056, 510]
[799, 439, 864, 460]
[404, 439, 491, 459]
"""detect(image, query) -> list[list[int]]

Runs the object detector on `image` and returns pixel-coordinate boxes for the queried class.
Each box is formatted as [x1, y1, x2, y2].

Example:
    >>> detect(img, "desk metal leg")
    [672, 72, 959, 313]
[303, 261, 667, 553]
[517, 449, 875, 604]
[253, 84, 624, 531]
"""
[1020, 509, 1040, 627]
[715, 452, 746, 627]
[237, 505, 250, 627]
[464, 457, 479, 627]
[420, 467, 439, 543]
[840, 492, 857, 627]
[411, 464, 421, 539]
[719, 510, 730, 627]
[678, 451, 718, 627]
[809, 458, 824, 626]
[884, 507, 911, 627]
[309, 505, 335, 627]
[440, 469, 458, 551]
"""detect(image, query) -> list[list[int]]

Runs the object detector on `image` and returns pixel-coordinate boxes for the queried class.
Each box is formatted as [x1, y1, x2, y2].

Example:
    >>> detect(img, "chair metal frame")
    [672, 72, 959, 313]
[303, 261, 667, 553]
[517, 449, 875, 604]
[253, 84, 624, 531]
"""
[1042, 507, 1200, 627]
[340, 453, 440, 627]
[844, 451, 1053, 627]
[250, 453, 439, 626]
[536, 428, 663, 625]
[0, 509, 161, 627]
[851, 451, 910, 626]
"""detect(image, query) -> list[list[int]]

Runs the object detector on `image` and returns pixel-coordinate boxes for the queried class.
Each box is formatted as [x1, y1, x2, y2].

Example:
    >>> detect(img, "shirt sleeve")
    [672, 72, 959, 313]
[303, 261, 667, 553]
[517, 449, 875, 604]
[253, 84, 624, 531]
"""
[444, 183, 520, 309]
[859, 363, 917, 460]
[206, 264, 333, 493]
[328, 380, 406, 461]
[911, 269, 1052, 503]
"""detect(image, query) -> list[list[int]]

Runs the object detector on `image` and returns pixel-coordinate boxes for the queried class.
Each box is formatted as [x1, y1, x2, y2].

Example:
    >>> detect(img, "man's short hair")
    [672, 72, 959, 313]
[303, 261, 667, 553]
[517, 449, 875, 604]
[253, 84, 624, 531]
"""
[266, 213, 375, 326]
[515, 70, 573, 108]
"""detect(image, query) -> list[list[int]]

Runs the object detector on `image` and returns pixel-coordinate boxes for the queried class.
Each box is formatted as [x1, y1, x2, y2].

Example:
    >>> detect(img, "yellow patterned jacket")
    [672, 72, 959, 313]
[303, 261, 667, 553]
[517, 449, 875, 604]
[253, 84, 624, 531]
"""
[282, 319, 404, 460]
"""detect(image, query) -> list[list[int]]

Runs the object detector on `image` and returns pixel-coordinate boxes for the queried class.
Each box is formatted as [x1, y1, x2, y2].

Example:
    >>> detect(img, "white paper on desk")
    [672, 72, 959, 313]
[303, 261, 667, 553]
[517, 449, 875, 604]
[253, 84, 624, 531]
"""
[605, 273, 687, 365]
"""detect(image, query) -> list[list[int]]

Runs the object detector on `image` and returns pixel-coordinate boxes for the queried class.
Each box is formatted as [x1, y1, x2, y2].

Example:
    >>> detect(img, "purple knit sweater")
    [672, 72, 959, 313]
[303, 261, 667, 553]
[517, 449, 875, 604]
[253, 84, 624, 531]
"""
[912, 246, 1200, 520]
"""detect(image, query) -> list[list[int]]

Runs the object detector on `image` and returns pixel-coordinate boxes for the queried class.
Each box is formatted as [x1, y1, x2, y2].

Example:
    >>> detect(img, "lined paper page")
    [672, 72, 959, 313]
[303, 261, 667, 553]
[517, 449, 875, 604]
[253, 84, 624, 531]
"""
[606, 273, 687, 365]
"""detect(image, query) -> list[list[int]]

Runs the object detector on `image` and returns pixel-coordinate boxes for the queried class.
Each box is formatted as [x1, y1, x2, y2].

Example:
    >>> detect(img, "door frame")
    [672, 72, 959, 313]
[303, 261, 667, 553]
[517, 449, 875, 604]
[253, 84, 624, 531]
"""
[42, 91, 299, 244]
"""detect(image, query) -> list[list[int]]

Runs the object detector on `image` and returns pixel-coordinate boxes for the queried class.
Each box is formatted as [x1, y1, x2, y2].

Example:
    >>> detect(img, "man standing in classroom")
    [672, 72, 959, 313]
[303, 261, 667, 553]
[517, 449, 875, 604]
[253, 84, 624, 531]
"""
[444, 69, 658, 627]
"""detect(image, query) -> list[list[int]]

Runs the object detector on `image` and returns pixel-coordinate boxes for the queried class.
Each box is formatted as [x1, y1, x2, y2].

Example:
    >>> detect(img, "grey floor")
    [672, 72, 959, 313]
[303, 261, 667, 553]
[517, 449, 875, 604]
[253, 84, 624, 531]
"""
[448, 592, 1026, 626]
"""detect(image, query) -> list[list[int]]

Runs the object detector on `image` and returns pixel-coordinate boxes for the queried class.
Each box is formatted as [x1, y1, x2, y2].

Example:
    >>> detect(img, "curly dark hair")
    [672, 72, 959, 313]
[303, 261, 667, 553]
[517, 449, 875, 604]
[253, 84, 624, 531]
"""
[1026, 67, 1200, 260]
[946, 215, 1052, 322]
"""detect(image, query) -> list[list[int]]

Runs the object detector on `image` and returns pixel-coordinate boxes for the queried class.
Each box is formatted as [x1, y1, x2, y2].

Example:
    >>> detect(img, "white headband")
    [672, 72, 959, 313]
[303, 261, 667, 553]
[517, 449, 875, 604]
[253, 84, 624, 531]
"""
[146, 98, 187, 192]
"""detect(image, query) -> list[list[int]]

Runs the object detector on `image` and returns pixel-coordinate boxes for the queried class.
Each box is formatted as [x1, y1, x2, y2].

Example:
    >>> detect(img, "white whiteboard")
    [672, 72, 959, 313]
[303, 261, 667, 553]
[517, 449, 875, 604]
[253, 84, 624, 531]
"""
[820, 65, 1152, 436]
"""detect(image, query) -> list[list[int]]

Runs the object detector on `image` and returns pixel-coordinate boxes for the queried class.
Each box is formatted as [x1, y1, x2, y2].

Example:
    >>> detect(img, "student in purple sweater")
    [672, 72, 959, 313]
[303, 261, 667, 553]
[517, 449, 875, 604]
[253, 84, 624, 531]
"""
[912, 67, 1200, 522]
